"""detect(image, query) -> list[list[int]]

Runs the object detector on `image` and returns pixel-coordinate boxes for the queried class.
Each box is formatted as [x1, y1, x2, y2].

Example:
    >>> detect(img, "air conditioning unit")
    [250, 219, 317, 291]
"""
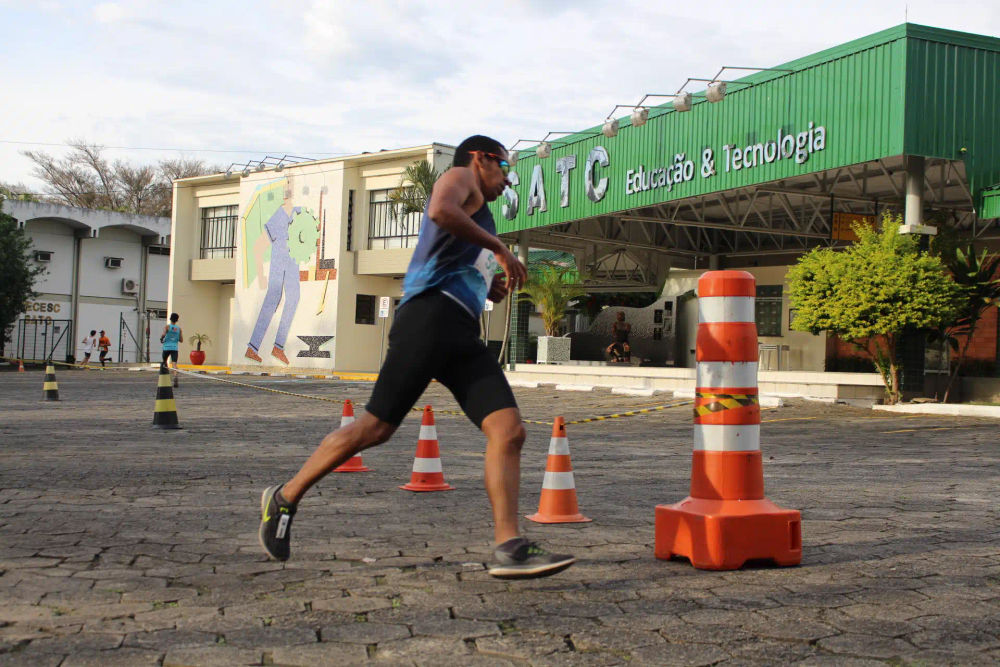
[121, 278, 139, 294]
[105, 257, 124, 269]
[34, 250, 53, 262]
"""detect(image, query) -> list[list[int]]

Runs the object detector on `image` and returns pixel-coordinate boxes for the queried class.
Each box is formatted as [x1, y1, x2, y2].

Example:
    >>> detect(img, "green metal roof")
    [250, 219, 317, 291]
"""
[491, 24, 1000, 230]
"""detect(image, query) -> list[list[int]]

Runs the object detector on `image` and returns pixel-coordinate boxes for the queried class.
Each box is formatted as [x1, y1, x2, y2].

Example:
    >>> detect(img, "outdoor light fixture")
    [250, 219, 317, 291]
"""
[706, 81, 727, 103]
[631, 107, 649, 127]
[225, 170, 232, 178]
[602, 118, 619, 138]
[256, 162, 266, 172]
[536, 142, 552, 159]
[241, 168, 250, 177]
[673, 92, 693, 112]
[275, 163, 284, 172]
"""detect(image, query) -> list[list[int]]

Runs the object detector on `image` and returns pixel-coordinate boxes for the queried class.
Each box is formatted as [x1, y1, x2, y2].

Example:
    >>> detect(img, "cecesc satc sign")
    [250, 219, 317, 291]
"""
[501, 121, 828, 220]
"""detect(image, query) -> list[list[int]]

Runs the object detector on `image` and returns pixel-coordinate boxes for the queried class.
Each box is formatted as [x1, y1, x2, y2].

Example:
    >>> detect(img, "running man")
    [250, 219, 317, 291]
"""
[80, 330, 97, 367]
[258, 135, 575, 579]
[159, 313, 183, 388]
[98, 330, 111, 368]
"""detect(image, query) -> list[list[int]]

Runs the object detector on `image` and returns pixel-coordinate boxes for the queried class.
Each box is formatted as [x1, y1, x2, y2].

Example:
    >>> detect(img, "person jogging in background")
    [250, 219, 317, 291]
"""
[160, 313, 183, 388]
[258, 135, 576, 579]
[98, 330, 111, 368]
[80, 330, 97, 367]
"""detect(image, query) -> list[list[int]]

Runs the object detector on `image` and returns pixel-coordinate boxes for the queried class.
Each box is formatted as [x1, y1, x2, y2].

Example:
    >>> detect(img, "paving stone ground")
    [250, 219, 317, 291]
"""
[0, 368, 998, 666]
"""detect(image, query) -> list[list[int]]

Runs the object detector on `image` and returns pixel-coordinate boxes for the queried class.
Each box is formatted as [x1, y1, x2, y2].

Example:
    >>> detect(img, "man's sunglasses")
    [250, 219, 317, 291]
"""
[471, 151, 510, 176]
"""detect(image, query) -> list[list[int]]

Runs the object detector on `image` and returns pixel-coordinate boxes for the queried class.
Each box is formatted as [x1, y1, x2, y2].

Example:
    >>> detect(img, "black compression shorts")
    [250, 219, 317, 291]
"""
[162, 350, 179, 362]
[366, 290, 518, 428]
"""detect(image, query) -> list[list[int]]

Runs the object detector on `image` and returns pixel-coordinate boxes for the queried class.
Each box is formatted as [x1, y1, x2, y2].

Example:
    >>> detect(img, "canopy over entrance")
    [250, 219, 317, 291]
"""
[491, 24, 1000, 286]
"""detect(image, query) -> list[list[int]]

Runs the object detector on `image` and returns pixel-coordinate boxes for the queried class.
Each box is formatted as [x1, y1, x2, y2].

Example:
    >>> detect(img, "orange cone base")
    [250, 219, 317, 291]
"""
[399, 479, 454, 492]
[525, 511, 592, 524]
[655, 497, 801, 570]
[334, 456, 370, 473]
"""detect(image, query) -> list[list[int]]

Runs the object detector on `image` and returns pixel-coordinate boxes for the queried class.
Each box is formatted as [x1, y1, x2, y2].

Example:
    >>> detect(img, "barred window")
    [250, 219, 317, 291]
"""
[368, 189, 422, 249]
[200, 205, 238, 259]
[755, 285, 783, 337]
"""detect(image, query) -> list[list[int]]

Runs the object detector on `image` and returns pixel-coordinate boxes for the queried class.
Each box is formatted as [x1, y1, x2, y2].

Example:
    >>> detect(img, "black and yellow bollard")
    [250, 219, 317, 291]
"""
[152, 363, 181, 429]
[42, 364, 60, 402]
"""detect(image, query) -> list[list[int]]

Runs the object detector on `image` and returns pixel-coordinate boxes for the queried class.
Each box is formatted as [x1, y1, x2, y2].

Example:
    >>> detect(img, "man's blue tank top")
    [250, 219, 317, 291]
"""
[162, 324, 180, 351]
[400, 199, 499, 318]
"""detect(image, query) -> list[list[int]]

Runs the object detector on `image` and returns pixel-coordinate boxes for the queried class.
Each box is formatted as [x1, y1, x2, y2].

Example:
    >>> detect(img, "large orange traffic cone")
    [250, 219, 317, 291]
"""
[334, 399, 369, 472]
[655, 270, 801, 570]
[42, 364, 60, 401]
[152, 363, 181, 430]
[526, 417, 591, 523]
[17, 359, 25, 372]
[399, 406, 453, 492]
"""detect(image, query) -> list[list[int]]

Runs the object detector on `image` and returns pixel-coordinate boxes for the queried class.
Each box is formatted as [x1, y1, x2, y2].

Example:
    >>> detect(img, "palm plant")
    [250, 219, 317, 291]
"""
[934, 245, 1000, 401]
[519, 262, 588, 337]
[190, 333, 211, 351]
[388, 159, 440, 218]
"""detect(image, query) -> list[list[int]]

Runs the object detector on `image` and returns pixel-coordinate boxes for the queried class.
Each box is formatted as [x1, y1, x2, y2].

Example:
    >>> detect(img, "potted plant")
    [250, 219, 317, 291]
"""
[519, 262, 587, 364]
[189, 333, 211, 365]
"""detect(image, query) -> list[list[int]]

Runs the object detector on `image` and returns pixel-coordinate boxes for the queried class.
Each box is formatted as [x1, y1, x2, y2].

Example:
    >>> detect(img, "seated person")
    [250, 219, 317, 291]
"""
[605, 311, 631, 362]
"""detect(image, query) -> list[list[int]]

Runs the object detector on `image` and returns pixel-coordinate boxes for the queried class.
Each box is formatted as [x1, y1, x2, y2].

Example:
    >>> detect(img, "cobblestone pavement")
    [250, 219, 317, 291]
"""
[1, 369, 998, 666]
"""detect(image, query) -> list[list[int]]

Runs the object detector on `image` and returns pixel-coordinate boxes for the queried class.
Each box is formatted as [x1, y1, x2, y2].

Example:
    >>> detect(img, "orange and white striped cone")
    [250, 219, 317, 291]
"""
[655, 270, 801, 570]
[399, 406, 453, 492]
[17, 359, 25, 372]
[526, 417, 591, 523]
[334, 399, 369, 472]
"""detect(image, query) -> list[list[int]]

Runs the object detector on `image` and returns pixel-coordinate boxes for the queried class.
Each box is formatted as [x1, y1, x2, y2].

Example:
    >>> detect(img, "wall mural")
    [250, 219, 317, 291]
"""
[232, 175, 339, 367]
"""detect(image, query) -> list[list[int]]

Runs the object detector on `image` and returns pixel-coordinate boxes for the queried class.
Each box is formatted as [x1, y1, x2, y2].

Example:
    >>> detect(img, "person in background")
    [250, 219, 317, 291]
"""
[80, 330, 97, 367]
[606, 311, 631, 363]
[160, 313, 183, 388]
[98, 330, 111, 368]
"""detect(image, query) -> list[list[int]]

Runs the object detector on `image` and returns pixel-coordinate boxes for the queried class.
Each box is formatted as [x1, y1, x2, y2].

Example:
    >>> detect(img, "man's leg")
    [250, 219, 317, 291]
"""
[272, 262, 300, 364]
[480, 407, 526, 545]
[282, 413, 396, 503]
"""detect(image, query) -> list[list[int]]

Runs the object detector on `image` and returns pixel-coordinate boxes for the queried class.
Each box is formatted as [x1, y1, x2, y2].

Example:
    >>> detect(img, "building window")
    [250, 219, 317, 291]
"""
[148, 246, 170, 256]
[355, 294, 377, 325]
[756, 285, 783, 337]
[368, 189, 422, 249]
[200, 205, 238, 259]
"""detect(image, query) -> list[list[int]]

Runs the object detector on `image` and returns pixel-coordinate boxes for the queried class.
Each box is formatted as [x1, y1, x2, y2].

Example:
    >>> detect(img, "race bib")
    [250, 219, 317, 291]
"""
[473, 248, 500, 285]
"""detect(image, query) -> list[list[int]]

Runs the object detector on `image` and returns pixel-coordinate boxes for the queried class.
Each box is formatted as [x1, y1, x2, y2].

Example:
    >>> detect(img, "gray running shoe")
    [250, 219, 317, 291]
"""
[258, 485, 296, 561]
[488, 537, 575, 579]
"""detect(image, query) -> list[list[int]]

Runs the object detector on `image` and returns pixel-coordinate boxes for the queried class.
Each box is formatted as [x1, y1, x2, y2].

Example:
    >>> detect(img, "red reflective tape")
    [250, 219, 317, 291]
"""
[697, 270, 756, 297]
[696, 322, 758, 362]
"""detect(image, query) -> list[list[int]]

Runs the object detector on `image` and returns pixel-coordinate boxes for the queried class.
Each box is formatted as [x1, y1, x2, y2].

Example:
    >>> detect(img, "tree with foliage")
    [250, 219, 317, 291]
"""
[388, 159, 440, 219]
[932, 245, 1000, 401]
[0, 206, 45, 358]
[788, 214, 963, 404]
[23, 141, 218, 217]
[519, 262, 589, 337]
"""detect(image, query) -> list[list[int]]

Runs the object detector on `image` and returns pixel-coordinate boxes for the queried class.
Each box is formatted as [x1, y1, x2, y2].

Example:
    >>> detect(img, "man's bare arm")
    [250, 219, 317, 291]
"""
[427, 169, 527, 291]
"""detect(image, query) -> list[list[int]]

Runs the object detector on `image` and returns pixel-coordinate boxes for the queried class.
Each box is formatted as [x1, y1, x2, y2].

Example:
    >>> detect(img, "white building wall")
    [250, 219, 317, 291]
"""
[26, 220, 75, 295]
[2, 201, 170, 363]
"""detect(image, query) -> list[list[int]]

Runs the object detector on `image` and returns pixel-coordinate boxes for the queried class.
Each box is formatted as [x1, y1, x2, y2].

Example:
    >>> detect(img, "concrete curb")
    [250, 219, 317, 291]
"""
[873, 403, 1000, 419]
[611, 387, 659, 397]
[554, 384, 595, 392]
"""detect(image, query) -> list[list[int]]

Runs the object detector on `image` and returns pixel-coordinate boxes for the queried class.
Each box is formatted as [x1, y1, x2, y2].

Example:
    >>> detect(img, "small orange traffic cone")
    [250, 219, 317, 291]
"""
[526, 417, 591, 524]
[399, 406, 453, 492]
[17, 359, 25, 372]
[334, 399, 369, 472]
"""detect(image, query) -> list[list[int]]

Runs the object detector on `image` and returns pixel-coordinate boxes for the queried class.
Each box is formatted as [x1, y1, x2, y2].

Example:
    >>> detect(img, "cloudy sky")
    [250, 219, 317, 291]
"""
[2, 0, 998, 193]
